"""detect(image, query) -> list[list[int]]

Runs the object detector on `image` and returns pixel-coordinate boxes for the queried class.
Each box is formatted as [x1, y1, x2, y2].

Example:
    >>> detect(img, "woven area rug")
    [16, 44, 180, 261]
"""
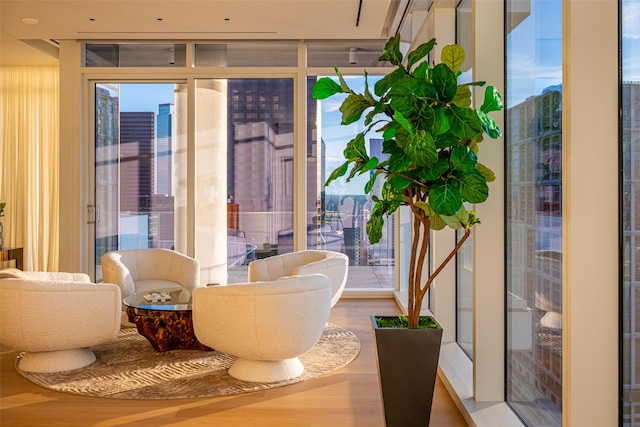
[14, 323, 360, 399]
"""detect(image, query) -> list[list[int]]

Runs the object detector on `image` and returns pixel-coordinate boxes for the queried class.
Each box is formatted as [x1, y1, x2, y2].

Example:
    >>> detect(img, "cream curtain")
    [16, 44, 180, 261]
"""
[0, 66, 59, 271]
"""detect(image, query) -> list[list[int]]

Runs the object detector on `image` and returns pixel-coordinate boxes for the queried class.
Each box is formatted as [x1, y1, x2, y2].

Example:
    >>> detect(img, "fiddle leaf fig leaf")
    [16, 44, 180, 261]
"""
[429, 181, 462, 216]
[476, 163, 496, 182]
[480, 85, 504, 113]
[389, 78, 429, 118]
[325, 161, 349, 186]
[414, 201, 432, 215]
[446, 104, 483, 140]
[363, 71, 376, 103]
[379, 33, 403, 66]
[343, 133, 369, 162]
[394, 110, 413, 133]
[434, 131, 458, 149]
[412, 61, 429, 80]
[452, 84, 472, 108]
[362, 156, 379, 172]
[441, 44, 465, 74]
[383, 138, 402, 154]
[435, 107, 450, 135]
[405, 130, 437, 167]
[367, 208, 384, 244]
[468, 139, 479, 155]
[441, 205, 470, 230]
[374, 66, 406, 97]
[382, 122, 399, 140]
[432, 63, 458, 102]
[418, 158, 449, 181]
[312, 77, 344, 100]
[335, 67, 352, 93]
[388, 175, 411, 190]
[450, 145, 477, 172]
[477, 110, 502, 139]
[466, 210, 481, 228]
[346, 161, 365, 181]
[455, 170, 489, 203]
[382, 181, 404, 206]
[407, 38, 437, 70]
[340, 93, 372, 125]
[388, 151, 413, 172]
[430, 212, 447, 230]
[364, 172, 379, 194]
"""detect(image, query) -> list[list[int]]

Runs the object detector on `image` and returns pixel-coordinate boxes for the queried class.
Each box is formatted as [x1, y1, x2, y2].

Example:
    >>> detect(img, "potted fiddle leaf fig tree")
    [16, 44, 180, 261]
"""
[312, 34, 503, 427]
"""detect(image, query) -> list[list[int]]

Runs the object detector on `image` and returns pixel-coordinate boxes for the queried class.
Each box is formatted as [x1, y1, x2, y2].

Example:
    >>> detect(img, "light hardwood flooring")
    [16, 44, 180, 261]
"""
[0, 299, 467, 427]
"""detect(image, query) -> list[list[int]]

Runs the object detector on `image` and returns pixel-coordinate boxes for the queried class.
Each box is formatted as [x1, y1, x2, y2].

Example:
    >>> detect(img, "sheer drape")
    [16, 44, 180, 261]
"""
[0, 66, 59, 271]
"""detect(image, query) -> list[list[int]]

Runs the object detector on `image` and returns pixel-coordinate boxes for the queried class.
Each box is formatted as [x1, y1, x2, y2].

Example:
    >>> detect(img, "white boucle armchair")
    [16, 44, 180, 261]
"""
[0, 268, 122, 373]
[247, 250, 348, 307]
[101, 248, 201, 299]
[192, 274, 332, 383]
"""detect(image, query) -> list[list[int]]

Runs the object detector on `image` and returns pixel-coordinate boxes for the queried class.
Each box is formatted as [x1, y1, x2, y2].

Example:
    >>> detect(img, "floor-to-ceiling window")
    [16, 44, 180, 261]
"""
[506, 0, 562, 425]
[455, 0, 474, 360]
[622, 0, 640, 424]
[307, 73, 394, 289]
[89, 41, 395, 289]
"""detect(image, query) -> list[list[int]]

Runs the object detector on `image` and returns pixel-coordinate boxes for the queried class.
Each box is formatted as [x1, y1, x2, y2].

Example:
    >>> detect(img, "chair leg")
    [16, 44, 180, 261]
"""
[228, 357, 304, 383]
[18, 347, 97, 373]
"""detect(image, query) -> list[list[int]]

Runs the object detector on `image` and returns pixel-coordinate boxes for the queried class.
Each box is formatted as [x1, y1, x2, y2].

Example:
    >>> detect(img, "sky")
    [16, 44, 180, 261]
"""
[119, 83, 175, 113]
[623, 0, 640, 82]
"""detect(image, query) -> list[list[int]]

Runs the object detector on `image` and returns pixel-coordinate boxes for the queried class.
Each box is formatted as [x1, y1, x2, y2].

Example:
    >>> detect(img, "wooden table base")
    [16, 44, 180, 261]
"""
[126, 307, 213, 352]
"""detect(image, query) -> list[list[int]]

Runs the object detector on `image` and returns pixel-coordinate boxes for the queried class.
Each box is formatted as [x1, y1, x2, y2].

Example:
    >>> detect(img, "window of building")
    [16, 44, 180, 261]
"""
[506, 0, 563, 425]
[622, 0, 640, 423]
[455, 0, 474, 361]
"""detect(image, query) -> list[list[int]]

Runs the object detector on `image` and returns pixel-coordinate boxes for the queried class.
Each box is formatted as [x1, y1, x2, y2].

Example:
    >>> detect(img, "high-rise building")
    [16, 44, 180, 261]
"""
[95, 86, 120, 261]
[507, 86, 563, 424]
[120, 112, 155, 213]
[156, 103, 174, 196]
[226, 78, 319, 257]
[623, 81, 640, 423]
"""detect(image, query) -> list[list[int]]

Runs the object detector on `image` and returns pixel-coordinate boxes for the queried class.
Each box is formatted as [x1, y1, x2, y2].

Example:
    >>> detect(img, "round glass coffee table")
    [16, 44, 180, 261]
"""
[123, 287, 212, 352]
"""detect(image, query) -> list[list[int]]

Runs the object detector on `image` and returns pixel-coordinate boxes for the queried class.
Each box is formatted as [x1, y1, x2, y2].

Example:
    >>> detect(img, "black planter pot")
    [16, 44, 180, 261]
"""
[371, 315, 443, 427]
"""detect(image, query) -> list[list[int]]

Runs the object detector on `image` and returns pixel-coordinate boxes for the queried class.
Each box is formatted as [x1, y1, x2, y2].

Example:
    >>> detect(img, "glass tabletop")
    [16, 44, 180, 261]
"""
[122, 286, 195, 311]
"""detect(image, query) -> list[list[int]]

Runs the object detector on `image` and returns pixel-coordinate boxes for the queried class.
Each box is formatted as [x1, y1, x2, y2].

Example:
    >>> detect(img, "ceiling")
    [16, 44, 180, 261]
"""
[0, 0, 421, 66]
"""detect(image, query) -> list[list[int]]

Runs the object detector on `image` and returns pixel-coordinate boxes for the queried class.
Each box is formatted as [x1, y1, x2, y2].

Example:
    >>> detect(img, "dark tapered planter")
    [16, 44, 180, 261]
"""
[371, 315, 443, 427]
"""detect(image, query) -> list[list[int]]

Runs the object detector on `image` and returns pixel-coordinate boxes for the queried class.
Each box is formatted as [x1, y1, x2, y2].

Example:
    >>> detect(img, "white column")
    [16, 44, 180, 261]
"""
[294, 41, 308, 251]
[562, 1, 618, 425]
[58, 40, 84, 273]
[195, 80, 228, 285]
[472, 0, 505, 401]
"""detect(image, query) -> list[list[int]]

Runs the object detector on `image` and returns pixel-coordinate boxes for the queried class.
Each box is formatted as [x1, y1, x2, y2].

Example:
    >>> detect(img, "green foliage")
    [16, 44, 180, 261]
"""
[375, 315, 441, 329]
[313, 35, 503, 242]
[312, 34, 503, 328]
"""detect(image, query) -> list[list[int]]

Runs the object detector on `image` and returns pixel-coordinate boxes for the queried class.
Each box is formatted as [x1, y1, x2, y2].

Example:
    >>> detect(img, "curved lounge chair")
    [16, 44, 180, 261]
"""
[0, 269, 122, 373]
[192, 274, 331, 383]
[247, 250, 348, 307]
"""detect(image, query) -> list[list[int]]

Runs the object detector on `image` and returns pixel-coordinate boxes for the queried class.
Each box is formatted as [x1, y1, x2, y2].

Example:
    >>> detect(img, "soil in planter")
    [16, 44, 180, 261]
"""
[374, 315, 440, 329]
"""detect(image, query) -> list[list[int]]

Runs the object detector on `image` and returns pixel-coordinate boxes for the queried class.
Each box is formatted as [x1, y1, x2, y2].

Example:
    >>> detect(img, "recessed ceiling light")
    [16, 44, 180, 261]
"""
[21, 17, 39, 25]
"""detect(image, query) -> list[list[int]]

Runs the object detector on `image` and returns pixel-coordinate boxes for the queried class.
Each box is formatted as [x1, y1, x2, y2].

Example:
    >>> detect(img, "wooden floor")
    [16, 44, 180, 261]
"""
[0, 299, 467, 427]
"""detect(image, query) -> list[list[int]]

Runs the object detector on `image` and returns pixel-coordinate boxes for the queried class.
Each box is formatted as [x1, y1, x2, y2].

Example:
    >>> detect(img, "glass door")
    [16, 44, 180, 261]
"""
[94, 82, 185, 280]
